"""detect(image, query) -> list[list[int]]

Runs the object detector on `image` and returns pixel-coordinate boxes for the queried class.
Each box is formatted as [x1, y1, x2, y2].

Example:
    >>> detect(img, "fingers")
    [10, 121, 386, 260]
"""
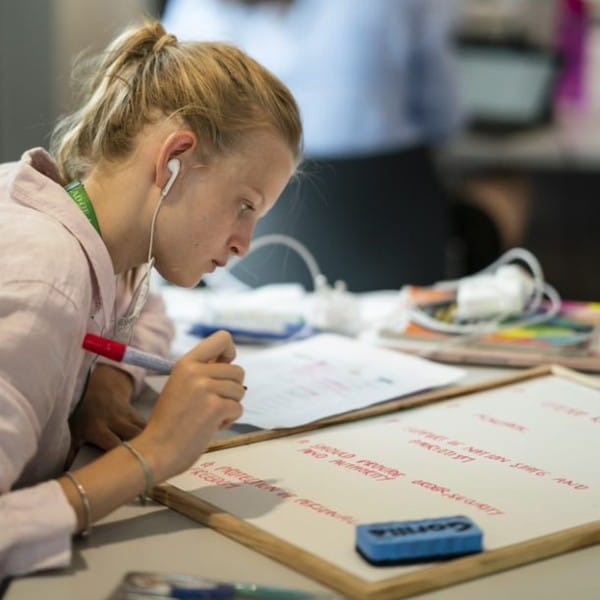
[118, 405, 146, 429]
[111, 415, 145, 440]
[205, 378, 246, 402]
[89, 425, 122, 451]
[184, 330, 237, 364]
[179, 361, 245, 384]
[200, 395, 244, 431]
[170, 351, 245, 396]
[217, 401, 244, 430]
[144, 332, 246, 476]
[130, 411, 147, 429]
[162, 367, 246, 404]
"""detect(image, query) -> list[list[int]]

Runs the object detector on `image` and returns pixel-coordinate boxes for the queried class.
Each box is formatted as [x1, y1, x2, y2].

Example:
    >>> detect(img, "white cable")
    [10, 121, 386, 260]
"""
[224, 233, 324, 290]
[434, 248, 543, 297]
[115, 193, 162, 341]
[147, 196, 163, 265]
[411, 248, 561, 336]
[202, 233, 366, 334]
[418, 280, 580, 362]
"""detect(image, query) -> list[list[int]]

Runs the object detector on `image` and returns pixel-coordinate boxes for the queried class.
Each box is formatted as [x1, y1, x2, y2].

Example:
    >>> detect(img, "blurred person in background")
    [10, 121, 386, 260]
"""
[162, 0, 464, 291]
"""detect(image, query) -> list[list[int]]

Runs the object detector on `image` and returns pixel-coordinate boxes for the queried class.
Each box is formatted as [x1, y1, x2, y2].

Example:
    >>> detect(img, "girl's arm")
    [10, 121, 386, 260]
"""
[61, 331, 244, 534]
[2, 331, 244, 577]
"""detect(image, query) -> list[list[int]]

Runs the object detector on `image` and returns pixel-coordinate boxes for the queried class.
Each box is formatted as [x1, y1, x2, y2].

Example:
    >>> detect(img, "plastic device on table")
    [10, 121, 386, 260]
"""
[355, 515, 483, 565]
[108, 571, 340, 599]
[189, 318, 311, 344]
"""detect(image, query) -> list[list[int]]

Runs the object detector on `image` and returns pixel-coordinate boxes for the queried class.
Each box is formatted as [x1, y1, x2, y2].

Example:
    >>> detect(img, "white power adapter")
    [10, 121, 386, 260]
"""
[456, 264, 535, 320]
[405, 248, 560, 335]
[310, 275, 361, 335]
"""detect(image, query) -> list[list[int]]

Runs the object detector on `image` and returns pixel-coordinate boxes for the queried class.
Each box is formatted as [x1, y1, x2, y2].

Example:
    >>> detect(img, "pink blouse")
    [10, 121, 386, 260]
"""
[0, 149, 174, 578]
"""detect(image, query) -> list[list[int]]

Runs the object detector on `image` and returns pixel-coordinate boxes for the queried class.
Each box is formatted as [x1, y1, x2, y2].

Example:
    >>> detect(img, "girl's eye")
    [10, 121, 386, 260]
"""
[240, 201, 255, 215]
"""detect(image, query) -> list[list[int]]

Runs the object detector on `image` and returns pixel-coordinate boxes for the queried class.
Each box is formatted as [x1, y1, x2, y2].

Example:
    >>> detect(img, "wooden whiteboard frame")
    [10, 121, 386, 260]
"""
[153, 365, 600, 600]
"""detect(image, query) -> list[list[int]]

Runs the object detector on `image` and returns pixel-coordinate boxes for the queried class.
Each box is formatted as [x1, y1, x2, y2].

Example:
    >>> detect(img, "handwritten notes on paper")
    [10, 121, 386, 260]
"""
[236, 334, 464, 429]
[167, 373, 600, 583]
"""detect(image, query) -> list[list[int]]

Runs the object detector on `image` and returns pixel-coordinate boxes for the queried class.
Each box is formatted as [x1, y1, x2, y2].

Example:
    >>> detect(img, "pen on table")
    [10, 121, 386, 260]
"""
[82, 334, 248, 389]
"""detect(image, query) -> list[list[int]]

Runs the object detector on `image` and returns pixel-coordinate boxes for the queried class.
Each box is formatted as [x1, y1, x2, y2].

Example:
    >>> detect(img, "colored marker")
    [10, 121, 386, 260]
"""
[83, 333, 174, 374]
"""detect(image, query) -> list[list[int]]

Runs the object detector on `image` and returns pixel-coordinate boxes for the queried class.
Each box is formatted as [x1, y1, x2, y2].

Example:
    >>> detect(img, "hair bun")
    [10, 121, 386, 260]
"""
[153, 33, 178, 53]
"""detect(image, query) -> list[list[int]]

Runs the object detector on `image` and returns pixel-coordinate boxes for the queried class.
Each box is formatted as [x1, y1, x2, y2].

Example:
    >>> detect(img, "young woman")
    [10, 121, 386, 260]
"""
[0, 20, 302, 578]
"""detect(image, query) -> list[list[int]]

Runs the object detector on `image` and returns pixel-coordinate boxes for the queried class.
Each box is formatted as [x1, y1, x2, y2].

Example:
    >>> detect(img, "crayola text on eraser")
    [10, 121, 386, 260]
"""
[356, 515, 483, 565]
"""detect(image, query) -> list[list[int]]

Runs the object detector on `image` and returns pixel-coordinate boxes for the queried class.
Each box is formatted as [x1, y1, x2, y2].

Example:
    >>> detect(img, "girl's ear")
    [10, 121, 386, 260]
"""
[155, 130, 197, 190]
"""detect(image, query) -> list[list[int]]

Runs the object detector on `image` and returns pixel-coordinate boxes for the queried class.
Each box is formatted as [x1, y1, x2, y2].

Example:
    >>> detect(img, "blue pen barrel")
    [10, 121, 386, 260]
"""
[123, 347, 174, 375]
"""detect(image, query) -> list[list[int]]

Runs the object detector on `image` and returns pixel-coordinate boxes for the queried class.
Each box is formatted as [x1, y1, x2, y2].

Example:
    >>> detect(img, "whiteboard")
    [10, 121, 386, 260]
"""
[155, 367, 600, 599]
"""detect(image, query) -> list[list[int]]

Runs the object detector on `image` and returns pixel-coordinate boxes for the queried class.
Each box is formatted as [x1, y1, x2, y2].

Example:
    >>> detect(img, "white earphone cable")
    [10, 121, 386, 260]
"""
[115, 171, 173, 341]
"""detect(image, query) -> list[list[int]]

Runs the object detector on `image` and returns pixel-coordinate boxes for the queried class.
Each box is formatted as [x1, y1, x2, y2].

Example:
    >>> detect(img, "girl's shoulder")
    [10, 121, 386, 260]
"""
[0, 203, 93, 305]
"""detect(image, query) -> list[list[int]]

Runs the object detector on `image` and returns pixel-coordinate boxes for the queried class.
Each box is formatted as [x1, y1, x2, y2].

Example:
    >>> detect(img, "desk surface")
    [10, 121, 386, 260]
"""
[5, 366, 600, 600]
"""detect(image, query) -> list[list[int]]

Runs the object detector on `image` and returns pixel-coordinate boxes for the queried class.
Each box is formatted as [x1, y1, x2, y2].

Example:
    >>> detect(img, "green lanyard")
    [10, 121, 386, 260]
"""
[65, 180, 102, 237]
[64, 180, 101, 424]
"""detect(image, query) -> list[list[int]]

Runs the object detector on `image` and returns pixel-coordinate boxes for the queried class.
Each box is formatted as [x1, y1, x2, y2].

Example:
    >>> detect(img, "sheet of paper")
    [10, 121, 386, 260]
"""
[238, 333, 464, 428]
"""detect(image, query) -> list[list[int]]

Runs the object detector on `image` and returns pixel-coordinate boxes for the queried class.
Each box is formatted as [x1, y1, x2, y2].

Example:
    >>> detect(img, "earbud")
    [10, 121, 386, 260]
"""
[161, 158, 180, 199]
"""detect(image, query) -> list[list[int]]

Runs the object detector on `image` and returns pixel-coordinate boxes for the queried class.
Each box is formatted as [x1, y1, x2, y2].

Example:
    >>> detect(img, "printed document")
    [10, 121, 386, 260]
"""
[238, 334, 464, 428]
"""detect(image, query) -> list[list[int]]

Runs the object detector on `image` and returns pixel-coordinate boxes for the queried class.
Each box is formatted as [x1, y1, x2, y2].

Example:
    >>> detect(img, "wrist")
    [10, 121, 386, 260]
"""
[126, 433, 169, 485]
[121, 440, 154, 503]
[92, 364, 135, 396]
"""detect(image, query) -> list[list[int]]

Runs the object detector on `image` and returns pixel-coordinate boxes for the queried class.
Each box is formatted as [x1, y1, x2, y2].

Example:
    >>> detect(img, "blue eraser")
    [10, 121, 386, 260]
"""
[356, 515, 483, 565]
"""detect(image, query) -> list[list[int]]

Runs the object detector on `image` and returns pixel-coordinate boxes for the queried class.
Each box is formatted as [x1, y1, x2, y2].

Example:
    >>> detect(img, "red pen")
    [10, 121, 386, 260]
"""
[83, 333, 174, 375]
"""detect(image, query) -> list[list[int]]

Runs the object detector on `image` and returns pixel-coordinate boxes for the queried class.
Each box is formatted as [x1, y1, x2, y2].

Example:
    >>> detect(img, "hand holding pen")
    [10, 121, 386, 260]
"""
[83, 331, 246, 483]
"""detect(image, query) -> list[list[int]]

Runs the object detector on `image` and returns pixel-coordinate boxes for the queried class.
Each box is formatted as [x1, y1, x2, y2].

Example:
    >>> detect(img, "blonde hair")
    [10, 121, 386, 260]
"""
[51, 20, 303, 181]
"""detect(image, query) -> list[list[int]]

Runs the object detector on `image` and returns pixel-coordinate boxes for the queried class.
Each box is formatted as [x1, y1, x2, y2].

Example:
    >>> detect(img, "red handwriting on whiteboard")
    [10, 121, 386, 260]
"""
[461, 447, 512, 463]
[553, 477, 589, 491]
[293, 498, 358, 525]
[215, 466, 297, 499]
[509, 463, 549, 477]
[190, 463, 297, 499]
[411, 479, 505, 516]
[409, 439, 476, 463]
[474, 413, 529, 433]
[541, 401, 589, 418]
[354, 459, 405, 480]
[328, 459, 404, 482]
[296, 442, 405, 481]
[188, 466, 240, 489]
[542, 401, 600, 425]
[404, 427, 448, 442]
[309, 443, 356, 458]
[403, 430, 592, 492]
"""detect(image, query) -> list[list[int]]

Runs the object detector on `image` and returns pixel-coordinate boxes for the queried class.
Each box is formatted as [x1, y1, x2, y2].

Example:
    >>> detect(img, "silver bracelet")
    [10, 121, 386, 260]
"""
[122, 441, 155, 505]
[64, 471, 92, 537]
